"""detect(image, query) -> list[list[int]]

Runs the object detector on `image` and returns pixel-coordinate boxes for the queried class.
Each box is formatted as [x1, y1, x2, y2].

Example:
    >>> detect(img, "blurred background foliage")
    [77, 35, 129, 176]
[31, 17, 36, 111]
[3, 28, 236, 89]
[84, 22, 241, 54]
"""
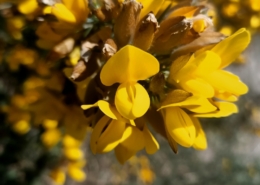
[0, 0, 260, 185]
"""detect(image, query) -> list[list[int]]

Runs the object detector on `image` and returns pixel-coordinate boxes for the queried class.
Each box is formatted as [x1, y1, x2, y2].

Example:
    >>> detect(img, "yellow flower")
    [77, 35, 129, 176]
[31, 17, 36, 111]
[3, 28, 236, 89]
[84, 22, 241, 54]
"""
[17, 0, 39, 15]
[90, 115, 126, 154]
[12, 120, 30, 135]
[82, 100, 159, 162]
[63, 134, 81, 148]
[41, 128, 61, 148]
[64, 147, 84, 161]
[100, 45, 159, 119]
[67, 164, 86, 182]
[42, 119, 58, 130]
[159, 95, 215, 148]
[47, 0, 89, 24]
[169, 28, 250, 101]
[50, 169, 66, 185]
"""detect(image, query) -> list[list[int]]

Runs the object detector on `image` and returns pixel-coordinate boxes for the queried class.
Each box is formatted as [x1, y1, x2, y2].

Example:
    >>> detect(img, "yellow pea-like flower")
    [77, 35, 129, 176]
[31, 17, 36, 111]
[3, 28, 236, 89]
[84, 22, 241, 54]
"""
[100, 45, 159, 119]
[169, 29, 250, 101]
[162, 107, 196, 148]
[90, 115, 126, 154]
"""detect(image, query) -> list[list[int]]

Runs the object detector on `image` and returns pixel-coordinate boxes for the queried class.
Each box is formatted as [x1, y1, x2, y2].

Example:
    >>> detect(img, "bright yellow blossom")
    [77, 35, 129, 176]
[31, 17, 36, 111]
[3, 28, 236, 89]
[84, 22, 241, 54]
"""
[169, 28, 250, 100]
[100, 45, 159, 120]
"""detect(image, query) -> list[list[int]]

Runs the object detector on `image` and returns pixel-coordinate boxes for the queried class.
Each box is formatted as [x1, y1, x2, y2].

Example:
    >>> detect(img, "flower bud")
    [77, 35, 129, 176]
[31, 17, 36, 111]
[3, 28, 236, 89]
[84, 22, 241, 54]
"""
[133, 13, 159, 51]
[114, 0, 143, 48]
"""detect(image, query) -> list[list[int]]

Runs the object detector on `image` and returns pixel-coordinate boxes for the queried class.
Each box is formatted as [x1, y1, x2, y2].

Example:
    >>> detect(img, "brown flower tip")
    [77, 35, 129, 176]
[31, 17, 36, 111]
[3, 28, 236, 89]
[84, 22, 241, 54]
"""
[70, 59, 88, 82]
[134, 12, 159, 51]
[114, 0, 143, 48]
[149, 72, 165, 96]
[102, 38, 118, 59]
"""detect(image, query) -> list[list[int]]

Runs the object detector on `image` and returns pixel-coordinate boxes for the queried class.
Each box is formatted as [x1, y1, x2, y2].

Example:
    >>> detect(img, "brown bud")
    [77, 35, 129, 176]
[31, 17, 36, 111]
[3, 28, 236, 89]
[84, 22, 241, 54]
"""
[150, 16, 196, 54]
[71, 53, 100, 82]
[170, 29, 225, 60]
[70, 59, 88, 81]
[102, 38, 117, 59]
[149, 72, 165, 96]
[161, 89, 192, 106]
[133, 12, 159, 51]
[114, 0, 143, 48]
[53, 37, 75, 57]
[103, 0, 121, 19]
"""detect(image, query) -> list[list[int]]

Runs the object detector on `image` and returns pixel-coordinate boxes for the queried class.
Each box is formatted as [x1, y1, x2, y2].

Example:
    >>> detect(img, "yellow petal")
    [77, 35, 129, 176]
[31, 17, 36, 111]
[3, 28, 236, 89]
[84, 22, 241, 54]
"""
[43, 119, 58, 129]
[179, 77, 214, 98]
[193, 51, 221, 76]
[115, 144, 136, 164]
[168, 6, 201, 19]
[164, 107, 196, 147]
[51, 3, 77, 24]
[120, 125, 145, 151]
[18, 0, 38, 15]
[138, 0, 165, 20]
[211, 28, 251, 68]
[41, 129, 61, 148]
[115, 82, 150, 120]
[64, 147, 83, 160]
[12, 120, 30, 135]
[194, 102, 238, 118]
[100, 45, 159, 86]
[43, 6, 52, 14]
[50, 169, 66, 185]
[159, 96, 217, 113]
[215, 92, 238, 102]
[143, 124, 159, 154]
[90, 116, 126, 154]
[191, 117, 207, 150]
[81, 100, 120, 120]
[67, 165, 86, 182]
[205, 70, 248, 96]
[62, 0, 89, 22]
[63, 134, 81, 148]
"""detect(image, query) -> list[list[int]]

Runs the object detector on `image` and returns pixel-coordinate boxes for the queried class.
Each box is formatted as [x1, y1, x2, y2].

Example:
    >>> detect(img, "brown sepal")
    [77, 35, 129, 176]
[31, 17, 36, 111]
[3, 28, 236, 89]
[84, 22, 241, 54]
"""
[102, 38, 117, 59]
[133, 12, 159, 51]
[114, 0, 143, 48]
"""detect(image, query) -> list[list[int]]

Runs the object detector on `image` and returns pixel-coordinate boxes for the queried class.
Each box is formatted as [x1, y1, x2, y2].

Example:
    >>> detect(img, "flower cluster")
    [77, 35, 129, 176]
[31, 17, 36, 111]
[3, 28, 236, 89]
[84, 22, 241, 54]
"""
[0, 0, 251, 184]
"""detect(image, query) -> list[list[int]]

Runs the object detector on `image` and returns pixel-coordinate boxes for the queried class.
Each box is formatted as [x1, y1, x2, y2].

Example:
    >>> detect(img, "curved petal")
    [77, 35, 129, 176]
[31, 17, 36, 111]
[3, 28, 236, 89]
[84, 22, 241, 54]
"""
[67, 165, 86, 182]
[62, 0, 89, 22]
[115, 144, 136, 164]
[81, 100, 120, 120]
[211, 28, 251, 68]
[194, 51, 221, 76]
[115, 82, 150, 120]
[215, 92, 238, 102]
[100, 45, 159, 86]
[120, 125, 145, 151]
[179, 77, 215, 98]
[143, 124, 159, 154]
[51, 3, 77, 23]
[205, 70, 248, 96]
[159, 95, 217, 113]
[194, 102, 238, 118]
[64, 147, 83, 160]
[164, 107, 196, 147]
[90, 116, 126, 154]
[190, 117, 207, 150]
[18, 0, 38, 14]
